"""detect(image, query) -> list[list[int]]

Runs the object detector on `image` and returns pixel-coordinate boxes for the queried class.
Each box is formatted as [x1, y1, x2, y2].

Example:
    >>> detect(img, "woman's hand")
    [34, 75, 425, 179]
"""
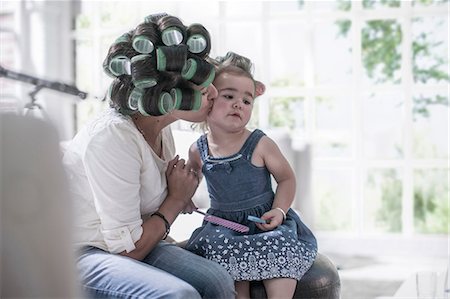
[165, 155, 199, 207]
[182, 200, 198, 214]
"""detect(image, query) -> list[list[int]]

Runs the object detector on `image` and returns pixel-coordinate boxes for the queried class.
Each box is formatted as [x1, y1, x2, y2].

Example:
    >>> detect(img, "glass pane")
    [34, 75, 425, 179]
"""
[412, 16, 449, 84]
[98, 2, 138, 29]
[75, 40, 95, 94]
[364, 169, 402, 233]
[363, 92, 404, 159]
[268, 97, 304, 129]
[314, 169, 353, 231]
[140, 2, 179, 16]
[0, 18, 20, 113]
[268, 1, 304, 14]
[314, 20, 352, 85]
[362, 20, 402, 85]
[315, 95, 352, 158]
[414, 169, 449, 234]
[74, 36, 111, 98]
[268, 21, 305, 87]
[363, 0, 401, 9]
[179, 2, 220, 19]
[335, 0, 352, 11]
[76, 100, 108, 132]
[310, 0, 351, 11]
[75, 13, 92, 31]
[412, 92, 449, 159]
[77, 1, 95, 31]
[413, 0, 449, 7]
[225, 22, 263, 67]
[75, 37, 108, 130]
[226, 2, 262, 16]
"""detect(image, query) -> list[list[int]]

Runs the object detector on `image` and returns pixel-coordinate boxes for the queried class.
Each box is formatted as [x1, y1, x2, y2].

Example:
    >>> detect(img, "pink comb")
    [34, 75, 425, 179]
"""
[194, 210, 249, 233]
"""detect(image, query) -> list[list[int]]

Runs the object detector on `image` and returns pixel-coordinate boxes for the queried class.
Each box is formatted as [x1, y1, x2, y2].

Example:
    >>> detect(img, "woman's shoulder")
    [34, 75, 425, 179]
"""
[86, 108, 136, 136]
[67, 108, 140, 154]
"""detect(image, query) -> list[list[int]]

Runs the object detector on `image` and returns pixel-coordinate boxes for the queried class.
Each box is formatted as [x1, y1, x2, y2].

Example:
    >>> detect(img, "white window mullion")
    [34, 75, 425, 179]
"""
[351, 0, 364, 235]
[92, 3, 102, 97]
[258, 2, 270, 130]
[400, 0, 415, 237]
[303, 0, 314, 143]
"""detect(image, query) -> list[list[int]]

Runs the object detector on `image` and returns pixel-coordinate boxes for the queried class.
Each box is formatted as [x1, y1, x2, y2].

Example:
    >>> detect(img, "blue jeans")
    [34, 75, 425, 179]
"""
[77, 242, 235, 299]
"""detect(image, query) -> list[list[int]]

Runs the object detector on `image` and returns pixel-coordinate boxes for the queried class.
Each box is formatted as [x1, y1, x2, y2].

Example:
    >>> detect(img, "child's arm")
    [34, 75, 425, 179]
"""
[255, 136, 296, 230]
[187, 142, 203, 181]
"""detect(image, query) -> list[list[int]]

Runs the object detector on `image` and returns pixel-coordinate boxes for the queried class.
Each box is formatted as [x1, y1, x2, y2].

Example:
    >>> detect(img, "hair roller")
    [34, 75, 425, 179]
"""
[103, 34, 138, 78]
[108, 56, 132, 77]
[108, 76, 137, 116]
[186, 24, 211, 58]
[156, 45, 188, 72]
[138, 88, 175, 116]
[181, 56, 215, 87]
[132, 22, 160, 54]
[144, 12, 168, 24]
[157, 15, 187, 46]
[128, 87, 143, 111]
[170, 87, 202, 111]
[114, 32, 132, 44]
[131, 54, 158, 89]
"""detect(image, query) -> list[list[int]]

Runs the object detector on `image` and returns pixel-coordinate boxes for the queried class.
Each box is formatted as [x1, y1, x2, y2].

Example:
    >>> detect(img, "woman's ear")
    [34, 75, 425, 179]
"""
[255, 81, 266, 97]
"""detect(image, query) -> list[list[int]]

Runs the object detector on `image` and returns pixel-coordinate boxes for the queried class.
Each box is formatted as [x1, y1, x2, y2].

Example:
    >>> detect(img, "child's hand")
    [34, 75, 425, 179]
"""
[255, 209, 284, 231]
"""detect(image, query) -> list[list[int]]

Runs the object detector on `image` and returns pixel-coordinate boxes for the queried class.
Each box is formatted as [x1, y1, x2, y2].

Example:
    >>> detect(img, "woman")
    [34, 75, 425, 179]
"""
[63, 13, 235, 299]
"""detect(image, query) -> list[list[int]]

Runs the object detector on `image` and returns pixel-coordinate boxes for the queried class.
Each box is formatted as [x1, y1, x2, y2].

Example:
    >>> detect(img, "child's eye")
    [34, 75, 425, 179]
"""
[243, 99, 252, 105]
[223, 94, 233, 100]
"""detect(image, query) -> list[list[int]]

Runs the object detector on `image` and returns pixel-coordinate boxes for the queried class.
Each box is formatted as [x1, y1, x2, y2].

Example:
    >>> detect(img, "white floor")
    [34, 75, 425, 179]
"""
[328, 252, 448, 298]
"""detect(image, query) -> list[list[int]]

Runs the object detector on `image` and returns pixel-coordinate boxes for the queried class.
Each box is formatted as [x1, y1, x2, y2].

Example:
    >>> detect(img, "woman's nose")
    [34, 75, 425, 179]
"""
[207, 84, 218, 100]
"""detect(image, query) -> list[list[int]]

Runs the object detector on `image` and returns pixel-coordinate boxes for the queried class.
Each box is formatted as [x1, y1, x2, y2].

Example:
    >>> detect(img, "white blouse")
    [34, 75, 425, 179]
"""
[63, 108, 175, 253]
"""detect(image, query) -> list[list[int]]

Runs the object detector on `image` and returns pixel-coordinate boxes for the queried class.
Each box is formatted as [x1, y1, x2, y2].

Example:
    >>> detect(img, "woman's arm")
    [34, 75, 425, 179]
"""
[121, 155, 199, 260]
[84, 125, 198, 261]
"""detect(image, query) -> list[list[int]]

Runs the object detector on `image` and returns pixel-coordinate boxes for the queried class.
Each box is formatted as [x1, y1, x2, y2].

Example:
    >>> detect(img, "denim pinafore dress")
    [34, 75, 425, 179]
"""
[186, 129, 318, 281]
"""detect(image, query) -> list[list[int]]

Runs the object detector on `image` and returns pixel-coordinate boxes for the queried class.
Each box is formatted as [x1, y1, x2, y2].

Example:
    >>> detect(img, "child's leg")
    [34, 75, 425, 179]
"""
[235, 281, 250, 299]
[263, 278, 297, 299]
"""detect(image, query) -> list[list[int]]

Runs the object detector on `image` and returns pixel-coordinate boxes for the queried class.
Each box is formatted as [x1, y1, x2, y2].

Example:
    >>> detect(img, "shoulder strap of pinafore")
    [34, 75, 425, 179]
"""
[240, 129, 266, 160]
[196, 134, 209, 162]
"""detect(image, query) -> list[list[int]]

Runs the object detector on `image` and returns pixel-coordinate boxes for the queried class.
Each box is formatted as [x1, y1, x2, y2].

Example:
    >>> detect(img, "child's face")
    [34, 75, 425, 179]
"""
[207, 72, 255, 131]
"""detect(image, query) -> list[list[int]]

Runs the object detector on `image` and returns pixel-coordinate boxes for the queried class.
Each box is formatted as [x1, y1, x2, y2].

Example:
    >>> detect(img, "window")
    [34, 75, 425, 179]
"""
[0, 1, 23, 113]
[73, 1, 449, 253]
[1, 1, 77, 140]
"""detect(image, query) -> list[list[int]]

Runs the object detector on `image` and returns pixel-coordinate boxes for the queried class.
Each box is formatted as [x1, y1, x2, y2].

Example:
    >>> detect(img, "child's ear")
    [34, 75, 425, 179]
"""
[255, 81, 266, 97]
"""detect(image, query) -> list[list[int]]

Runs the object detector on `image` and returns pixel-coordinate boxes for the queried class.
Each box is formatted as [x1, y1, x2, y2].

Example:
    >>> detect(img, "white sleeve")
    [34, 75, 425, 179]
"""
[83, 123, 145, 253]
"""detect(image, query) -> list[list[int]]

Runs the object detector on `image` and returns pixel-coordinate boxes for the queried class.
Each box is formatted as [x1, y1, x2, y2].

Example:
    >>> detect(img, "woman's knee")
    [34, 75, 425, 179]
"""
[77, 247, 202, 299]
[200, 261, 235, 298]
[160, 285, 201, 299]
